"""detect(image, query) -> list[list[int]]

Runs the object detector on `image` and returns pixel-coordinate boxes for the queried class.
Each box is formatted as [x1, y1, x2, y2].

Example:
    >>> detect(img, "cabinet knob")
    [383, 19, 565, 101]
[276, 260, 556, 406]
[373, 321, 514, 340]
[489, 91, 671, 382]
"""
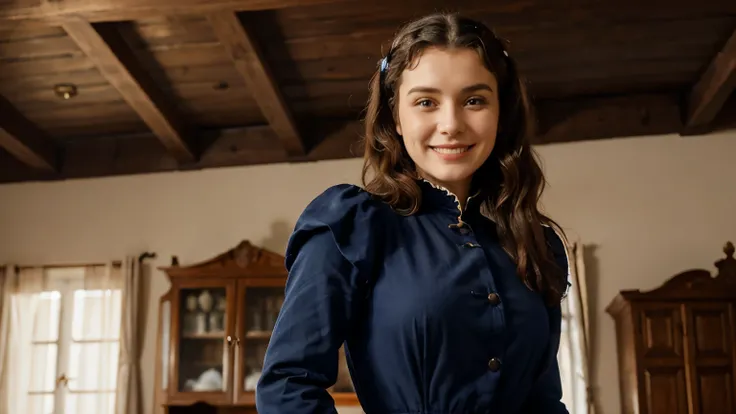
[226, 335, 241, 346]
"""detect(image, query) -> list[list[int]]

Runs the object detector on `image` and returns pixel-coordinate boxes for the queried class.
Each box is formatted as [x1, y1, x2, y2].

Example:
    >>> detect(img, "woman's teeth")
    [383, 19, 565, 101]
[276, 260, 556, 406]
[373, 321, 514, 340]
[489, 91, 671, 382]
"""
[431, 146, 470, 154]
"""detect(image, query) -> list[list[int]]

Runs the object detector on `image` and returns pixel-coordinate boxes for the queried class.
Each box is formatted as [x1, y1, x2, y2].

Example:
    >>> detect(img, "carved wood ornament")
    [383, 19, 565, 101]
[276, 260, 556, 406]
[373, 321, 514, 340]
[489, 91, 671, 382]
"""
[160, 240, 287, 279]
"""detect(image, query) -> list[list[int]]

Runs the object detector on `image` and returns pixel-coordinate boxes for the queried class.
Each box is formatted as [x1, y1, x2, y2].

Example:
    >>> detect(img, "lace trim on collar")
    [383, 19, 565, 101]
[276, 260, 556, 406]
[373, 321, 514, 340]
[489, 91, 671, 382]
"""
[420, 178, 481, 227]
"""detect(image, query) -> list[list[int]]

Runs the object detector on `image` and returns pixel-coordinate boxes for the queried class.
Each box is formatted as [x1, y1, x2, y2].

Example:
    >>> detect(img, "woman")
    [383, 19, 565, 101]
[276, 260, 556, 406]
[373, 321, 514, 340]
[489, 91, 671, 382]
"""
[256, 12, 570, 414]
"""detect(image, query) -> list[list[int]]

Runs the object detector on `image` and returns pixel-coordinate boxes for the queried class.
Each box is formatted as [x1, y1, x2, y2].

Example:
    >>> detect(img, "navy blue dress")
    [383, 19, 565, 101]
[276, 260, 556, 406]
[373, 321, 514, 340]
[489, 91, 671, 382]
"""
[256, 180, 570, 414]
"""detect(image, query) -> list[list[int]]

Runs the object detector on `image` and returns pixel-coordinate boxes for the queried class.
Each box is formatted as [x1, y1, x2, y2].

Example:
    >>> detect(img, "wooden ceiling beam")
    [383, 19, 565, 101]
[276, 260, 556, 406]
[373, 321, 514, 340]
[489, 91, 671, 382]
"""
[0, 96, 58, 171]
[61, 19, 197, 163]
[0, 0, 350, 25]
[682, 28, 736, 134]
[208, 11, 306, 156]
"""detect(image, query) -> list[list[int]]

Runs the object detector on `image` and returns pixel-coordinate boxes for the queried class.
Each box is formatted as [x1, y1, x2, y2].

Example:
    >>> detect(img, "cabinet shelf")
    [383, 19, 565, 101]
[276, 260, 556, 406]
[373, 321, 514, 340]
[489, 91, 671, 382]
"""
[181, 331, 225, 340]
[244, 330, 271, 340]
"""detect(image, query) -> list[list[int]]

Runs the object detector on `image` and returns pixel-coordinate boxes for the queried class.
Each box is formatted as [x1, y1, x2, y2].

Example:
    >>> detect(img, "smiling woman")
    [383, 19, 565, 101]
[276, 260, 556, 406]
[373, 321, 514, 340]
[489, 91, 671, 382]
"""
[255, 12, 570, 414]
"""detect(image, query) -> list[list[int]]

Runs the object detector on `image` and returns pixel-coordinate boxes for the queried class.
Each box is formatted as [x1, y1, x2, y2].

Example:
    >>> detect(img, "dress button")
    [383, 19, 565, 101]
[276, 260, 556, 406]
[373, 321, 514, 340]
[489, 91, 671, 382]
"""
[487, 293, 501, 305]
[458, 227, 471, 235]
[488, 357, 502, 372]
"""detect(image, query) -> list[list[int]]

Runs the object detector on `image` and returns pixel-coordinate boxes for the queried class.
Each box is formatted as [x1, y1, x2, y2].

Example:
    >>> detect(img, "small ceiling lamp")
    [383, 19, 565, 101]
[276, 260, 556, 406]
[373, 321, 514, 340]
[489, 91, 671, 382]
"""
[53, 84, 78, 100]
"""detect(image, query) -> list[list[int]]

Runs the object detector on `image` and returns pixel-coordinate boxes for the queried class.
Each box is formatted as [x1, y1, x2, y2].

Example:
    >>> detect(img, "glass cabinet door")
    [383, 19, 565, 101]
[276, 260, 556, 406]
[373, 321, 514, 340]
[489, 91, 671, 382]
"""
[233, 280, 359, 406]
[235, 284, 283, 404]
[330, 345, 356, 393]
[169, 280, 235, 405]
[330, 345, 359, 405]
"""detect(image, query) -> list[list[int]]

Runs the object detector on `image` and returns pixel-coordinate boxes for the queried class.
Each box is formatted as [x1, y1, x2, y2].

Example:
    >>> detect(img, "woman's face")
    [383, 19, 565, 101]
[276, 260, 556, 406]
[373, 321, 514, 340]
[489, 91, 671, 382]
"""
[395, 46, 499, 195]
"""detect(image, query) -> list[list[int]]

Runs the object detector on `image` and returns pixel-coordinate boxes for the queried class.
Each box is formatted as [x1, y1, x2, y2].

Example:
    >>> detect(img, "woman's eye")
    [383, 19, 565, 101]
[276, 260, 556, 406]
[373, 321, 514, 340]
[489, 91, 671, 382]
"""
[466, 97, 487, 106]
[417, 99, 434, 107]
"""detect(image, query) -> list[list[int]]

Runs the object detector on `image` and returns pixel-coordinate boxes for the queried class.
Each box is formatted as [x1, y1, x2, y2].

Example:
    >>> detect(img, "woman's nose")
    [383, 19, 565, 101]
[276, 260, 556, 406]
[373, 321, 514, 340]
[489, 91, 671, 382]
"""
[436, 106, 465, 136]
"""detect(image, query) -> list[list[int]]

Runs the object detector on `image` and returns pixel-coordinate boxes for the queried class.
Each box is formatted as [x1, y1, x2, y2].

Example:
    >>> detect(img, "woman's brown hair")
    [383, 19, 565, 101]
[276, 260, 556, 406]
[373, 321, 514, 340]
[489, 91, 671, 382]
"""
[361, 12, 568, 305]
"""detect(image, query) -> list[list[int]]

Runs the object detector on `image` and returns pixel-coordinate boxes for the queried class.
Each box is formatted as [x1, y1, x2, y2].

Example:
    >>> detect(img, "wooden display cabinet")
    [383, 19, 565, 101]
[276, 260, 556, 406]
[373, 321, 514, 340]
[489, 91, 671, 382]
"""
[152, 240, 360, 414]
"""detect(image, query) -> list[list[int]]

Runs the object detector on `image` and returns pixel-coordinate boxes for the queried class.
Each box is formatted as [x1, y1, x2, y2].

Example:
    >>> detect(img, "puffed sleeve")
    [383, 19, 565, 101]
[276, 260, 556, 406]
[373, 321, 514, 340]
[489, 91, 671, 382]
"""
[523, 225, 571, 413]
[255, 184, 382, 414]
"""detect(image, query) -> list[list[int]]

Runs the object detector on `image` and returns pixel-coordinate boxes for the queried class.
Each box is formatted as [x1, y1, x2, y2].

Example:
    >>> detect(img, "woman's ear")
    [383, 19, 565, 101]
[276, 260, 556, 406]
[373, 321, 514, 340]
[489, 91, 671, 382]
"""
[396, 121, 402, 136]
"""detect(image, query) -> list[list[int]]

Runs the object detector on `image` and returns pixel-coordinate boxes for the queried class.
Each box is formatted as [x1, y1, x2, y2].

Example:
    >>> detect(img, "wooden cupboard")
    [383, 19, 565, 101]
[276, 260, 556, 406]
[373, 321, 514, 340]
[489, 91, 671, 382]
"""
[607, 241, 736, 414]
[152, 240, 360, 414]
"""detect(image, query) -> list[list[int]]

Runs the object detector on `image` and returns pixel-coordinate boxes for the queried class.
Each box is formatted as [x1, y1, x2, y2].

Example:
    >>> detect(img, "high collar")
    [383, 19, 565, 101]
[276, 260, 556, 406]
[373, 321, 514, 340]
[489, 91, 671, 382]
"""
[417, 179, 483, 218]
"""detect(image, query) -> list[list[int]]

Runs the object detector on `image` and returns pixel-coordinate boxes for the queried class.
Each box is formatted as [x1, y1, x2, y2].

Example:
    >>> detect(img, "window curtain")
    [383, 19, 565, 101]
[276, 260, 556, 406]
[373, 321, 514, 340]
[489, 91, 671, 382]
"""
[558, 242, 596, 414]
[113, 257, 143, 414]
[72, 264, 123, 413]
[0, 265, 16, 409]
[3, 266, 53, 414]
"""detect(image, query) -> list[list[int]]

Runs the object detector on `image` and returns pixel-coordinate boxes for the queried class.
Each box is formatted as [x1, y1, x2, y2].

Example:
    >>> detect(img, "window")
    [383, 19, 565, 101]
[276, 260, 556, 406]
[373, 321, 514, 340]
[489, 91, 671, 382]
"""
[15, 267, 122, 414]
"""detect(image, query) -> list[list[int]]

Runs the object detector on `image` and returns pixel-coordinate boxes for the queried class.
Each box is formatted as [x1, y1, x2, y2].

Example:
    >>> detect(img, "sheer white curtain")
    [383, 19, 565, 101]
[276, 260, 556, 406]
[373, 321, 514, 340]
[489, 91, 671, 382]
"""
[558, 242, 595, 414]
[5, 266, 54, 414]
[114, 257, 143, 414]
[0, 265, 16, 409]
[72, 264, 123, 414]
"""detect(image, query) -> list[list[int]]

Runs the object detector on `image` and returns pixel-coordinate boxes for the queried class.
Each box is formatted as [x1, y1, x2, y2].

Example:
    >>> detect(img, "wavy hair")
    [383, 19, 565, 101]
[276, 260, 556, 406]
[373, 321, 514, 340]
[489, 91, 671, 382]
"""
[361, 12, 567, 305]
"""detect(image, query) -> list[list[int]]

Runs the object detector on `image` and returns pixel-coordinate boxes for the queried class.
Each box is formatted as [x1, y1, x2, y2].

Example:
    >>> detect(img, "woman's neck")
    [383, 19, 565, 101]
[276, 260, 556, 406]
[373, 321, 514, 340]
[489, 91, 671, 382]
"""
[419, 174, 472, 210]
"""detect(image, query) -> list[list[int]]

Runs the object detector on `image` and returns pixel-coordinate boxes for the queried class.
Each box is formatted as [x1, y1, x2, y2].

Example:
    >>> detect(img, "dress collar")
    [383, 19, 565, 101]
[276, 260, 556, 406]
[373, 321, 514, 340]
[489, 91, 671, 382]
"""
[417, 179, 483, 221]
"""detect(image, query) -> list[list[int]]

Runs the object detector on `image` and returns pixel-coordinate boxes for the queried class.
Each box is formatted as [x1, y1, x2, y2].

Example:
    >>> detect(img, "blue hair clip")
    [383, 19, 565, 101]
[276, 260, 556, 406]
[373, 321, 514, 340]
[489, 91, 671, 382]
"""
[379, 56, 389, 73]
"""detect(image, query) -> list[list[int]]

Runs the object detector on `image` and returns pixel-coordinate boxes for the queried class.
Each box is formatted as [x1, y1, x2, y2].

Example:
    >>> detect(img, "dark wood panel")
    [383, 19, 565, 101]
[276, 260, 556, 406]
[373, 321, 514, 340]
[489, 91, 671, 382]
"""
[525, 59, 706, 85]
[6, 84, 125, 111]
[535, 93, 683, 144]
[0, 0, 353, 24]
[0, 69, 108, 94]
[148, 42, 233, 67]
[0, 32, 79, 60]
[0, 25, 64, 40]
[530, 78, 688, 100]
[173, 86, 266, 127]
[0, 54, 95, 78]
[274, 1, 736, 38]
[21, 101, 149, 138]
[643, 367, 689, 414]
[131, 15, 218, 47]
[157, 64, 246, 86]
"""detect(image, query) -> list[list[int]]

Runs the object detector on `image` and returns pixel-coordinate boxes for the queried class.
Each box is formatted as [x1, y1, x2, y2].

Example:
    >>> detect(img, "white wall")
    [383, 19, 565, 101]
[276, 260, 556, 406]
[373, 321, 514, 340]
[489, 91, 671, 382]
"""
[1, 130, 735, 414]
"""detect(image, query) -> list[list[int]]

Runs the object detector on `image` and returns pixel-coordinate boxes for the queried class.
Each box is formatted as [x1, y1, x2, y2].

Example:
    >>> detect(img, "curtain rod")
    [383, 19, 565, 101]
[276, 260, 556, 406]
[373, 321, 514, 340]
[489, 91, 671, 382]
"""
[13, 252, 157, 271]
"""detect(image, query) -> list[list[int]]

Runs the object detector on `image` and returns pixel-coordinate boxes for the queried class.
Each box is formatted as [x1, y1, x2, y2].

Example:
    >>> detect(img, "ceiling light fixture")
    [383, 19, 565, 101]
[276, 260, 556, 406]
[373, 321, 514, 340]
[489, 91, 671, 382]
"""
[53, 84, 78, 100]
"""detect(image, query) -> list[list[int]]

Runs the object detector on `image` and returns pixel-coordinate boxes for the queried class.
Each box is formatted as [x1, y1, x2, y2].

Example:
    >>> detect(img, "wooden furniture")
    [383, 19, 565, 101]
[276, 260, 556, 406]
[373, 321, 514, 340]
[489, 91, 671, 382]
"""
[607, 241, 736, 414]
[152, 240, 359, 414]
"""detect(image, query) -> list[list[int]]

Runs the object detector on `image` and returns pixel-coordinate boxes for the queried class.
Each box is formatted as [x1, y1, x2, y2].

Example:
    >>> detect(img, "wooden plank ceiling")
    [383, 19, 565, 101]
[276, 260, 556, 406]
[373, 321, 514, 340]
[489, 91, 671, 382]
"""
[0, 0, 735, 184]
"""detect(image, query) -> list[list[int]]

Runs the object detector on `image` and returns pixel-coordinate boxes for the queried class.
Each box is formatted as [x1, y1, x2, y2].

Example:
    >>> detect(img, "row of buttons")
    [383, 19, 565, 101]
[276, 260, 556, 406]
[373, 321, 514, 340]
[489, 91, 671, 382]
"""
[452, 221, 503, 374]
